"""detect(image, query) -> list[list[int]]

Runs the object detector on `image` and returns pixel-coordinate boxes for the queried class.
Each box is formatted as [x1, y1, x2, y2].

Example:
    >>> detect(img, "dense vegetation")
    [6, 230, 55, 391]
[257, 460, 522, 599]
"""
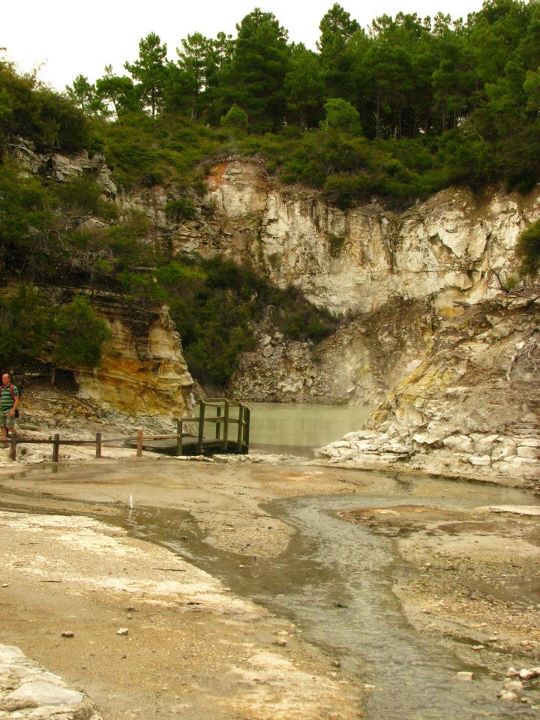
[62, 0, 540, 202]
[516, 219, 540, 276]
[0, 287, 111, 372]
[0, 145, 336, 384]
[1, 0, 540, 383]
[2, 0, 540, 203]
[128, 257, 337, 385]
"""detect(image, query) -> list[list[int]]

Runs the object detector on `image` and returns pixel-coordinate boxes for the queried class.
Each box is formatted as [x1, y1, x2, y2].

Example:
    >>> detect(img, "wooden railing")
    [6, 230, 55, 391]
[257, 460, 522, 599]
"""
[5, 399, 250, 462]
[194, 398, 250, 455]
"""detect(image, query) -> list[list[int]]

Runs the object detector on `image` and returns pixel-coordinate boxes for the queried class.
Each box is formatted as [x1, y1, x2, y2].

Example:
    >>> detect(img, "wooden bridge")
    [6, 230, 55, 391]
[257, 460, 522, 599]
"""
[5, 399, 250, 462]
[140, 399, 251, 456]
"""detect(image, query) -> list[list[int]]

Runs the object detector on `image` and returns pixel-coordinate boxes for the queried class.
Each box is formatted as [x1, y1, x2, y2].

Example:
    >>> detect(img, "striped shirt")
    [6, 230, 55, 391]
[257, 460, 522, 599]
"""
[0, 384, 18, 412]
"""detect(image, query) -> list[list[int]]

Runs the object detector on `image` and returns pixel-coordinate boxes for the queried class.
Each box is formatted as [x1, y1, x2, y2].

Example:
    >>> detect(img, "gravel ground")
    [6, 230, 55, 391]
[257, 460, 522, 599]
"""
[0, 384, 539, 717]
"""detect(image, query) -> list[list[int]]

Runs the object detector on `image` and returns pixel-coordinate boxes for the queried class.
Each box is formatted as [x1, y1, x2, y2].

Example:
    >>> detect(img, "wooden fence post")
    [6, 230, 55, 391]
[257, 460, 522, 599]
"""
[236, 405, 243, 450]
[197, 402, 205, 455]
[95, 432, 102, 458]
[136, 430, 143, 458]
[9, 435, 16, 461]
[223, 400, 229, 452]
[244, 407, 250, 453]
[52, 433, 60, 462]
[216, 405, 222, 440]
[176, 419, 183, 456]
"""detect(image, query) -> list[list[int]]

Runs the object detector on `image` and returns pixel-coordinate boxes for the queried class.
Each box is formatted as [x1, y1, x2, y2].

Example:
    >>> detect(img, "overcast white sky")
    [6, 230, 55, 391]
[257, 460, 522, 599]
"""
[2, 0, 485, 91]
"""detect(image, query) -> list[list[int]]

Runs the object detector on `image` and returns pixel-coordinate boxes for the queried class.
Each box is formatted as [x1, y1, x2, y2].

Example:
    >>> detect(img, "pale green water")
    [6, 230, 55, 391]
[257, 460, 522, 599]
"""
[246, 402, 372, 456]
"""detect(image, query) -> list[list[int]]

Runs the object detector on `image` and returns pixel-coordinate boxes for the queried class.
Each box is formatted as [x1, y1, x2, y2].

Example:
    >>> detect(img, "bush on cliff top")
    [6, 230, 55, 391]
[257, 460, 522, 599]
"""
[0, 60, 89, 151]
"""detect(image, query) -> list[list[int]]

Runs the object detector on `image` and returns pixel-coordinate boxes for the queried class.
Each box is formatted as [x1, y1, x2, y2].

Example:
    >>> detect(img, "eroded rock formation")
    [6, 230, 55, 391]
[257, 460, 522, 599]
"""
[229, 298, 436, 406]
[188, 159, 539, 316]
[75, 297, 194, 419]
[317, 287, 540, 484]
[8, 142, 540, 480]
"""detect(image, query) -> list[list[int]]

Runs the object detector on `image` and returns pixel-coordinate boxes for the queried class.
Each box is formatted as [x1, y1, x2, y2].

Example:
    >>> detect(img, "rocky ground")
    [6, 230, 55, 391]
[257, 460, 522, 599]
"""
[0, 383, 539, 718]
[318, 286, 540, 489]
[340, 502, 540, 706]
[0, 456, 539, 718]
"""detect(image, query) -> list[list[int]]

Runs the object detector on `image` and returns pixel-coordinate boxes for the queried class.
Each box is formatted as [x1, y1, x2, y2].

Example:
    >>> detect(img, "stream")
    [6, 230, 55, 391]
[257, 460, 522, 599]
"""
[122, 473, 540, 720]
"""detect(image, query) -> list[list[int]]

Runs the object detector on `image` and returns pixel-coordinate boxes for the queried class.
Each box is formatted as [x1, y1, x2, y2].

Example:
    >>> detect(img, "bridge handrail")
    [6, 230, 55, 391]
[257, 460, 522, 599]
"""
[7, 398, 250, 462]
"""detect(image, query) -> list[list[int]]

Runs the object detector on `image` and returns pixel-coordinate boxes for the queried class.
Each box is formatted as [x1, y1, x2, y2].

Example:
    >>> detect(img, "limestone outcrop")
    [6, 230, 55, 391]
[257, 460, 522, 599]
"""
[0, 643, 102, 719]
[178, 158, 540, 317]
[317, 287, 540, 485]
[75, 296, 194, 419]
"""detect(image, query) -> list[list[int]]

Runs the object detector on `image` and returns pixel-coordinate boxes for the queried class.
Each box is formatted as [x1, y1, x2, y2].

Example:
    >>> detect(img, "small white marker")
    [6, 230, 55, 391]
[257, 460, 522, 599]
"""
[129, 495, 133, 509]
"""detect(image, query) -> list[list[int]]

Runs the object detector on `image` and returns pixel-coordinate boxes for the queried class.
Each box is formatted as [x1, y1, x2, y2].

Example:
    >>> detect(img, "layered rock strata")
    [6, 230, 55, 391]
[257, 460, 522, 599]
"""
[74, 296, 194, 419]
[318, 288, 540, 485]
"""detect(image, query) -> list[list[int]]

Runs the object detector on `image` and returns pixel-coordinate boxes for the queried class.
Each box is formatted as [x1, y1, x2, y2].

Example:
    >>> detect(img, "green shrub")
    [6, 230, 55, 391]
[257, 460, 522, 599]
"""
[516, 219, 540, 277]
[0, 286, 51, 368]
[221, 104, 248, 132]
[53, 296, 111, 367]
[270, 287, 337, 342]
[165, 196, 196, 221]
[322, 99, 362, 135]
[57, 174, 117, 218]
[156, 255, 336, 386]
[118, 271, 168, 303]
[0, 60, 89, 151]
[0, 162, 60, 279]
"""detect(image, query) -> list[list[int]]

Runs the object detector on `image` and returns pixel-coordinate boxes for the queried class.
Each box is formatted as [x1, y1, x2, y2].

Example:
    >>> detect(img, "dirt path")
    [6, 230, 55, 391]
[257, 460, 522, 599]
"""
[0, 458, 539, 716]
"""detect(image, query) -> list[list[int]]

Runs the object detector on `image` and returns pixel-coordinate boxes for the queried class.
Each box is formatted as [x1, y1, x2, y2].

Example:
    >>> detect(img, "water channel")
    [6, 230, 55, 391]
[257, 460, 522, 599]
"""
[123, 472, 540, 720]
[3, 403, 539, 718]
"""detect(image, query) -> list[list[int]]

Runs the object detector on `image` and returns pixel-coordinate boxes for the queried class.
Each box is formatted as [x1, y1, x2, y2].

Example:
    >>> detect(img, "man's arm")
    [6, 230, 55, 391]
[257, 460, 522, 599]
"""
[9, 389, 19, 416]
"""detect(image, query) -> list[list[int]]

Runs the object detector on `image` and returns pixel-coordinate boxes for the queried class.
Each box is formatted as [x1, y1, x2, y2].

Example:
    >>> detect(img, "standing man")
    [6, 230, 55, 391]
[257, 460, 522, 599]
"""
[0, 372, 19, 441]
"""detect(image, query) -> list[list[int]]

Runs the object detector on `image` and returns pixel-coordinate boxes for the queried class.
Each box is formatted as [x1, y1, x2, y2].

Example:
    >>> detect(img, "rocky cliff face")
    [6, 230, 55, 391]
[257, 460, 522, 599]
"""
[130, 156, 539, 413]
[9, 143, 539, 481]
[317, 287, 540, 485]
[9, 140, 194, 420]
[74, 297, 194, 420]
[229, 298, 436, 406]
[10, 137, 117, 196]
[120, 158, 539, 318]
[186, 159, 539, 317]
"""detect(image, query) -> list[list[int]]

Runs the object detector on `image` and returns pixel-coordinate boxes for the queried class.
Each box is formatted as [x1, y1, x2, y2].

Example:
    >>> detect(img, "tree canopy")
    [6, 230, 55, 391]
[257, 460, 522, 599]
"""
[2, 2, 540, 204]
[55, 1, 540, 197]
